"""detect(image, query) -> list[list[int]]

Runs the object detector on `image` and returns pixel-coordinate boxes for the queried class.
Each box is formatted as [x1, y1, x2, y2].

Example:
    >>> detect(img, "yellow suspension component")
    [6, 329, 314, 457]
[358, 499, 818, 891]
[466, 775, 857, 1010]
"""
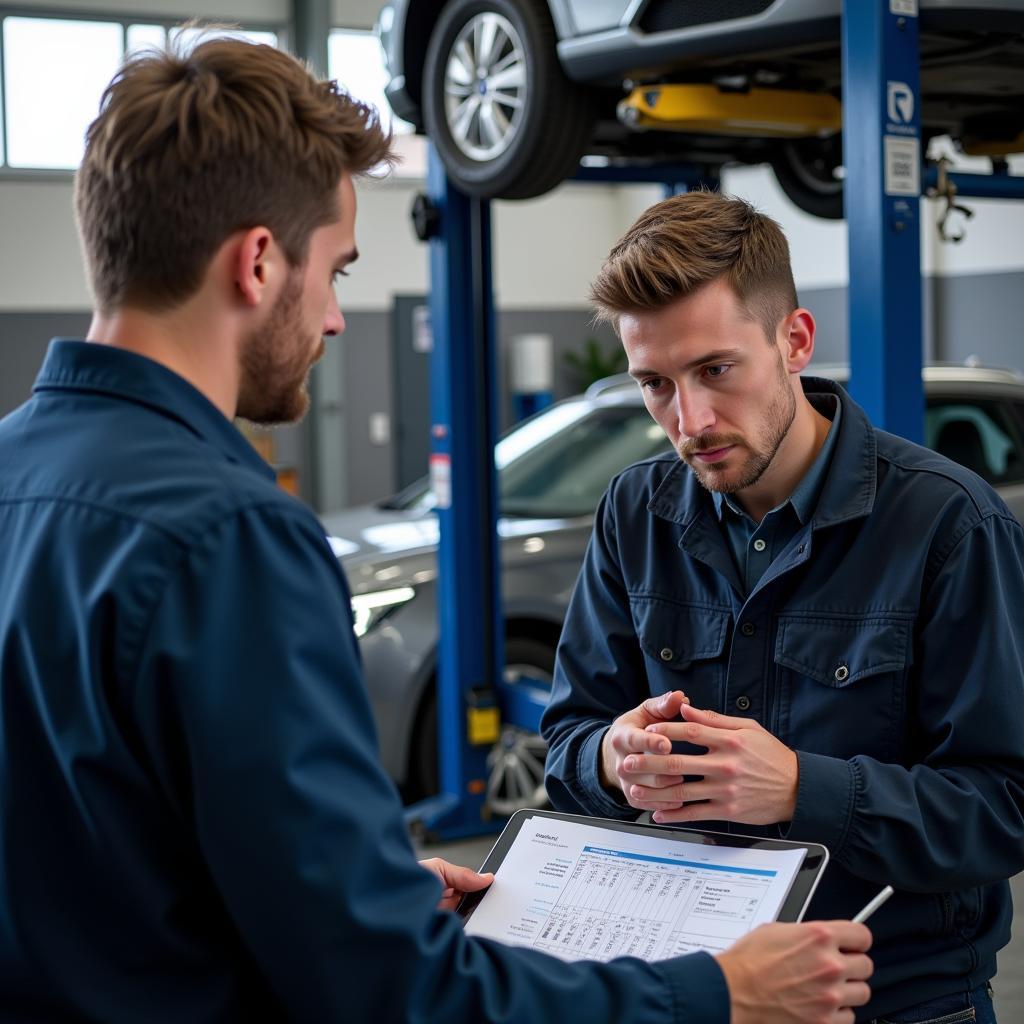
[618, 84, 841, 138]
[961, 131, 1024, 158]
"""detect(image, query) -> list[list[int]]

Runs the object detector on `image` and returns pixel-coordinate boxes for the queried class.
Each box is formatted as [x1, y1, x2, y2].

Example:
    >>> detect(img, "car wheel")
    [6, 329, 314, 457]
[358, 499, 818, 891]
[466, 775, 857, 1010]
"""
[770, 134, 844, 220]
[409, 636, 555, 814]
[422, 0, 593, 200]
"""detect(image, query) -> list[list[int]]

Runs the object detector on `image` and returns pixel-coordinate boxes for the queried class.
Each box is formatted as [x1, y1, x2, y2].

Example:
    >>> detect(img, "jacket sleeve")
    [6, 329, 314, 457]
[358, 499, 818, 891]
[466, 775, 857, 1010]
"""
[542, 483, 651, 819]
[130, 502, 729, 1024]
[788, 510, 1024, 891]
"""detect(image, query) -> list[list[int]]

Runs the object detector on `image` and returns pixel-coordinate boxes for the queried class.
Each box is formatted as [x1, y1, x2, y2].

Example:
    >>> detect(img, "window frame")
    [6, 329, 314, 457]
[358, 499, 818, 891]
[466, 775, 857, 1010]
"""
[0, 6, 287, 179]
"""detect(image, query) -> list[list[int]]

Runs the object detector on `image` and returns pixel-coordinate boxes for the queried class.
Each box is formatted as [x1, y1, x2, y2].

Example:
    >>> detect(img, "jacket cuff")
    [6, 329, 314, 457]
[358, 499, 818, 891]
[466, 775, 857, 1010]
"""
[784, 750, 856, 859]
[663, 950, 730, 1024]
[577, 726, 637, 819]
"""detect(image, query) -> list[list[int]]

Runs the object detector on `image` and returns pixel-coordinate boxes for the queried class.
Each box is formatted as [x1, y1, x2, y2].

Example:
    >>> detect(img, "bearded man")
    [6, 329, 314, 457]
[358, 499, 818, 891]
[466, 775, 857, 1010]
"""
[0, 39, 875, 1024]
[542, 190, 1024, 1024]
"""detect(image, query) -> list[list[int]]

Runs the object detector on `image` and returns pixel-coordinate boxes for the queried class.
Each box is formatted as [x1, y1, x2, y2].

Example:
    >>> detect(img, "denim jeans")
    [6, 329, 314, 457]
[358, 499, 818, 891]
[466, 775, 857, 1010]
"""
[872, 983, 996, 1024]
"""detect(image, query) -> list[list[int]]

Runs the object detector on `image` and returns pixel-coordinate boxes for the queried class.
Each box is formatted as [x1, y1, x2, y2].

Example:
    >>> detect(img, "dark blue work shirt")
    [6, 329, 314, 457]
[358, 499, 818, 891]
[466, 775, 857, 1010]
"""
[0, 341, 729, 1022]
[542, 377, 1024, 1021]
[715, 396, 840, 595]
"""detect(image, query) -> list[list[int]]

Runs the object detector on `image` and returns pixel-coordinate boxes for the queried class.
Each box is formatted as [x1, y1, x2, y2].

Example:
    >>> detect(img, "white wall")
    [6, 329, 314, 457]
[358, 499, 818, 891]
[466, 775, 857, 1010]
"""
[0, 174, 665, 311]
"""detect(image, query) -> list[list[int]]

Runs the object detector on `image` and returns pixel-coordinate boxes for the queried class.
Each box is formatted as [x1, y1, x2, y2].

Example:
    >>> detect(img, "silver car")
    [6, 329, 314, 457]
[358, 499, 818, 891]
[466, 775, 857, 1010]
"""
[323, 366, 1024, 813]
[378, 0, 1024, 215]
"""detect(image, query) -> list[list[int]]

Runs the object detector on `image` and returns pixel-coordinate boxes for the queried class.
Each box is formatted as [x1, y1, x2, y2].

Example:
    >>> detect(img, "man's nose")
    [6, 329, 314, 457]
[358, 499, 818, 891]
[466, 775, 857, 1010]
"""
[324, 290, 346, 337]
[675, 387, 715, 437]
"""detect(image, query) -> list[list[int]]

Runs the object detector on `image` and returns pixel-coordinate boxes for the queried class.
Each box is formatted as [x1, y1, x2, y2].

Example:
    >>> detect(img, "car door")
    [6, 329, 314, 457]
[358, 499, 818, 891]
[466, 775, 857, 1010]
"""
[925, 394, 1024, 524]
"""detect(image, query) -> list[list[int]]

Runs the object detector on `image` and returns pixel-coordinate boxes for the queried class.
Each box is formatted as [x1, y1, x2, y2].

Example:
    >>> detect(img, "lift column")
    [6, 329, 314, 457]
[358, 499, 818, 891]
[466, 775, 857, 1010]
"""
[842, 1, 924, 441]
[406, 147, 505, 839]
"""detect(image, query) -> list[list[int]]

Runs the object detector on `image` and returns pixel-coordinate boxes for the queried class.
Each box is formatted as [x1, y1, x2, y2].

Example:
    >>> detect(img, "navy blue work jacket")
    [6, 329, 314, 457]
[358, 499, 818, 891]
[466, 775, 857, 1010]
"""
[542, 376, 1024, 1021]
[0, 341, 729, 1022]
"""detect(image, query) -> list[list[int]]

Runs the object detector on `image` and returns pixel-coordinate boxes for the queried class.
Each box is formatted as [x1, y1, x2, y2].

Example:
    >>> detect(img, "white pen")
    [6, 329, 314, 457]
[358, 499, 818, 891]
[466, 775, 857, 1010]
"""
[852, 885, 894, 923]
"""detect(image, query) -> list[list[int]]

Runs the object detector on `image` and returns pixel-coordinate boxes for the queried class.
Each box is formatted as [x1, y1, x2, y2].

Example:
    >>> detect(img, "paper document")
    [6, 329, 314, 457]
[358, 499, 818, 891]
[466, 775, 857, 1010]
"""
[465, 816, 805, 960]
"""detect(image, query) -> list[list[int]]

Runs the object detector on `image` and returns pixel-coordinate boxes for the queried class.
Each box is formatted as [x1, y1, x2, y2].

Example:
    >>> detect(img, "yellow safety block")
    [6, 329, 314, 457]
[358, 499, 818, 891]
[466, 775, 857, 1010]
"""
[618, 84, 841, 138]
[467, 705, 501, 746]
[962, 131, 1024, 157]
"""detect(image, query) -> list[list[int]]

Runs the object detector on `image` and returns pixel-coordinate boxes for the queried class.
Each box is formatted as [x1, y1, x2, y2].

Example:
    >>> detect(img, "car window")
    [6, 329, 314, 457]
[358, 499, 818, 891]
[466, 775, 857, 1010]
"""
[391, 404, 671, 517]
[499, 405, 671, 517]
[925, 399, 1024, 485]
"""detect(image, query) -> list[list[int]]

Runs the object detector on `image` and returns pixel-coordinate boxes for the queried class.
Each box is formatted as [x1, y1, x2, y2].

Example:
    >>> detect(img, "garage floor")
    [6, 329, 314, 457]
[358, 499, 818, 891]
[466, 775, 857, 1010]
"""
[418, 834, 1024, 1018]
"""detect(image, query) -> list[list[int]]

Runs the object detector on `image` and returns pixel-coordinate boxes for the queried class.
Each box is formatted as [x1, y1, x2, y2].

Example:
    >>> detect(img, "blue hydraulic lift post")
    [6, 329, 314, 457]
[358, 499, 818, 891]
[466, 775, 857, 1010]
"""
[405, 147, 505, 839]
[842, 1, 924, 442]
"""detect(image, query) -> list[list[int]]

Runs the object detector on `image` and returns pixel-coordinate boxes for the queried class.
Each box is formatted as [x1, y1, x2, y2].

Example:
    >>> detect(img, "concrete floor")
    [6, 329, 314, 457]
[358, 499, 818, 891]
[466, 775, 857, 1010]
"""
[418, 834, 1024, 1019]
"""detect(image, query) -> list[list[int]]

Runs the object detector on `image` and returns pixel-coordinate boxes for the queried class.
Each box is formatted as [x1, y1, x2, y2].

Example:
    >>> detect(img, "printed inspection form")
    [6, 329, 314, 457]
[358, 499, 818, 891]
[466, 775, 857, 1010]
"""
[464, 816, 808, 962]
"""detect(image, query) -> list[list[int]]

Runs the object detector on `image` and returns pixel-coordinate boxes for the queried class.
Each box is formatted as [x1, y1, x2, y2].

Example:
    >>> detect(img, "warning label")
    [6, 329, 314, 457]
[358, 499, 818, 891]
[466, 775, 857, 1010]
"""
[884, 135, 920, 196]
[890, 0, 917, 15]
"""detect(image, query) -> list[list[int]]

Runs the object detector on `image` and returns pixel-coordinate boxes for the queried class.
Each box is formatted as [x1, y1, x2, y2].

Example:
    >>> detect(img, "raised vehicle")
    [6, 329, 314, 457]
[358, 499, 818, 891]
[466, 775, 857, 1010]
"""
[378, 0, 1024, 215]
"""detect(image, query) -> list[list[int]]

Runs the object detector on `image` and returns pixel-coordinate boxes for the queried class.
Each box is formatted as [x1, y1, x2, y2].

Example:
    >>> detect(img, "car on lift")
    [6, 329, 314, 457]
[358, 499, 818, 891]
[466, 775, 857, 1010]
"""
[323, 365, 1024, 815]
[377, 0, 1024, 216]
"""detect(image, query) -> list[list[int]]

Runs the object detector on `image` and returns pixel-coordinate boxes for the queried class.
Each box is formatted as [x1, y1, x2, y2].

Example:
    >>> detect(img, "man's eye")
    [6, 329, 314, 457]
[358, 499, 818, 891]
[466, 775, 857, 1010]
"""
[641, 377, 666, 392]
[332, 270, 349, 284]
[704, 364, 730, 379]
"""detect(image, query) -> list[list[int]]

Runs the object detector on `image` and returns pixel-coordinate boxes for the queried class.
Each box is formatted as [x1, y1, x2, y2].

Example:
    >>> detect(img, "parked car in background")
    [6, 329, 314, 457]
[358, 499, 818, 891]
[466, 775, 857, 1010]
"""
[323, 365, 1024, 815]
[378, 0, 1024, 215]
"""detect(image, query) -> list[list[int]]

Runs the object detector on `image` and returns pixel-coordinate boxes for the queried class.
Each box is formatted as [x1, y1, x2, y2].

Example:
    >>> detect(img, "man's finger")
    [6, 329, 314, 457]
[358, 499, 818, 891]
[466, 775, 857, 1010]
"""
[677, 703, 752, 731]
[620, 770, 685, 789]
[651, 802, 714, 825]
[840, 981, 873, 1008]
[639, 690, 689, 723]
[644, 720, 724, 750]
[630, 782, 686, 804]
[817, 920, 873, 953]
[840, 953, 874, 982]
[613, 728, 672, 756]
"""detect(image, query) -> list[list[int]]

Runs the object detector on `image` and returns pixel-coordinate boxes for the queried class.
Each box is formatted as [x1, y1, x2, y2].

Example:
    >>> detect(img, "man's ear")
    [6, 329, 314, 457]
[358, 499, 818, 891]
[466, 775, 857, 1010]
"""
[780, 308, 816, 373]
[234, 227, 275, 308]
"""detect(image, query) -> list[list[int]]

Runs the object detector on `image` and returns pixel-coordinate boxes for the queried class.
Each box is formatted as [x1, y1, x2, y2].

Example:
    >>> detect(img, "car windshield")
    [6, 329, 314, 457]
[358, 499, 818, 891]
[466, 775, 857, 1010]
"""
[386, 401, 672, 518]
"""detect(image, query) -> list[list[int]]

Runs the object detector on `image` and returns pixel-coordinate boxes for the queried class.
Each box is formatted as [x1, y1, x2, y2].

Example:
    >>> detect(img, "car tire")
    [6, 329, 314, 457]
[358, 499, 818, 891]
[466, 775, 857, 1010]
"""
[770, 134, 845, 220]
[409, 635, 555, 812]
[422, 0, 594, 200]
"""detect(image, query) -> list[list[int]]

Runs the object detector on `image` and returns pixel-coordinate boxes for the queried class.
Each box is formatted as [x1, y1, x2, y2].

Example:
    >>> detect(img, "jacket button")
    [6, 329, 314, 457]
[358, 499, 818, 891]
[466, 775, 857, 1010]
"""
[740, 622, 755, 637]
[735, 695, 751, 711]
[752, 539, 766, 552]
[834, 664, 850, 682]
[660, 647, 673, 662]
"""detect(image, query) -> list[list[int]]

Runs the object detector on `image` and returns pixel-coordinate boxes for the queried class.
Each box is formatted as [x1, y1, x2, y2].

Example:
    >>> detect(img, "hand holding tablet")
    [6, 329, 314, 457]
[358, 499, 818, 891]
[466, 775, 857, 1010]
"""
[459, 810, 829, 962]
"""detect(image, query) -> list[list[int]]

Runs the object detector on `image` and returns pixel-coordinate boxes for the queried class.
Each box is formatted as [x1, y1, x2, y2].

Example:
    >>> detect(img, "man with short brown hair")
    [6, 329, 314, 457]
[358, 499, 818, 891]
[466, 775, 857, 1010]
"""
[0, 41, 873, 1023]
[543, 190, 1024, 1023]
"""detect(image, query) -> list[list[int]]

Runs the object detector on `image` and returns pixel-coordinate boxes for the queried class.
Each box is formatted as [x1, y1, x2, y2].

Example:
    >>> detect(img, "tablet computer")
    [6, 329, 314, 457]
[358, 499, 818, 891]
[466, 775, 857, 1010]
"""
[458, 809, 829, 962]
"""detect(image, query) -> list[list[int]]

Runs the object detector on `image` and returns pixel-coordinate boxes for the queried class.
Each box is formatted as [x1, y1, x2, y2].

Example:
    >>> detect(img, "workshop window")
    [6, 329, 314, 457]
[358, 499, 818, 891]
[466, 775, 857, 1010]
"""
[329, 28, 425, 177]
[0, 15, 280, 173]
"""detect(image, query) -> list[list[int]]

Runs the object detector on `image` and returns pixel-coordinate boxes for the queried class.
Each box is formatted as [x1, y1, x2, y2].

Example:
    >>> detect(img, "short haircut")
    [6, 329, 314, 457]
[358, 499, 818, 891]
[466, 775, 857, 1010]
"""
[75, 34, 394, 313]
[589, 190, 798, 339]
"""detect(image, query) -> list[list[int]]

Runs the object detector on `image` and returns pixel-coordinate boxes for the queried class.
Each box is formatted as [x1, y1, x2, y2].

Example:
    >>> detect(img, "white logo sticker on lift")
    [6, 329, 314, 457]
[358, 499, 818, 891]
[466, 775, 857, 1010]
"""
[430, 453, 452, 509]
[890, 0, 917, 15]
[887, 81, 915, 126]
[884, 135, 920, 196]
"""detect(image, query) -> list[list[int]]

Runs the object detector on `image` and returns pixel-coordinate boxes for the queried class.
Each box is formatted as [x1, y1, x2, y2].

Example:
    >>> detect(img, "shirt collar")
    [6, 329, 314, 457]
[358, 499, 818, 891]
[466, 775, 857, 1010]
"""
[709, 395, 840, 526]
[34, 339, 275, 480]
[649, 377, 876, 530]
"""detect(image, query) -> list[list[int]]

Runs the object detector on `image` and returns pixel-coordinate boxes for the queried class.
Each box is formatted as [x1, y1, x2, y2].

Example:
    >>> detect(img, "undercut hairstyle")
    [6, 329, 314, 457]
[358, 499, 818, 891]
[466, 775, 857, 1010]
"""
[75, 33, 394, 313]
[590, 191, 799, 340]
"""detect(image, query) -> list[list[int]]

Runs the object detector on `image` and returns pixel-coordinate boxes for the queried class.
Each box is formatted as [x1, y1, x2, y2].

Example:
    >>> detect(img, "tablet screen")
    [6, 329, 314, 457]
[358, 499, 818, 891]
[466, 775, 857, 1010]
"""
[461, 811, 827, 961]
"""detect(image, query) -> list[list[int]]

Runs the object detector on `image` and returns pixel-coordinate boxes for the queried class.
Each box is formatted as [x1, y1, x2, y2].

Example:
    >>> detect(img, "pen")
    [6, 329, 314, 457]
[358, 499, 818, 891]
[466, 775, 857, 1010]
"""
[852, 885, 894, 924]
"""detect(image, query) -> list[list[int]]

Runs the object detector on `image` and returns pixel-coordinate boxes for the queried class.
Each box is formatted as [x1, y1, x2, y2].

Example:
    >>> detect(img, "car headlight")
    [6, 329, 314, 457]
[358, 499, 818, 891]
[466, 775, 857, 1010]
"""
[351, 586, 415, 638]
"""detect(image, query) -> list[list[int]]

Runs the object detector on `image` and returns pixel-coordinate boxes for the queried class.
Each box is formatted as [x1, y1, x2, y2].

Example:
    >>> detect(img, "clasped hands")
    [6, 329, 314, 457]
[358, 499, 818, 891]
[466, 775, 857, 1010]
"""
[599, 690, 799, 825]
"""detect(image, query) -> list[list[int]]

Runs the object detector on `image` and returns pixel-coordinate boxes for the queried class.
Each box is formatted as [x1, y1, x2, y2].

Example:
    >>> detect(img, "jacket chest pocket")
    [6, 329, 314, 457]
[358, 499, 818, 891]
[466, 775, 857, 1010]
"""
[773, 614, 913, 762]
[629, 597, 731, 713]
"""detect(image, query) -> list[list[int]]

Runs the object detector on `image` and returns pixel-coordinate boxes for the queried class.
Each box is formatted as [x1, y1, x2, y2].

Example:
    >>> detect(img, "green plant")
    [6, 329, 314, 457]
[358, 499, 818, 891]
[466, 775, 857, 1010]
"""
[563, 336, 627, 389]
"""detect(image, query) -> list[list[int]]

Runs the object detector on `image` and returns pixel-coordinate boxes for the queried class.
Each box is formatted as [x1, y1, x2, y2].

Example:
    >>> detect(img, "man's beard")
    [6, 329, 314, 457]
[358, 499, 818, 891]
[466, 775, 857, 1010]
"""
[679, 352, 796, 494]
[237, 270, 324, 425]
